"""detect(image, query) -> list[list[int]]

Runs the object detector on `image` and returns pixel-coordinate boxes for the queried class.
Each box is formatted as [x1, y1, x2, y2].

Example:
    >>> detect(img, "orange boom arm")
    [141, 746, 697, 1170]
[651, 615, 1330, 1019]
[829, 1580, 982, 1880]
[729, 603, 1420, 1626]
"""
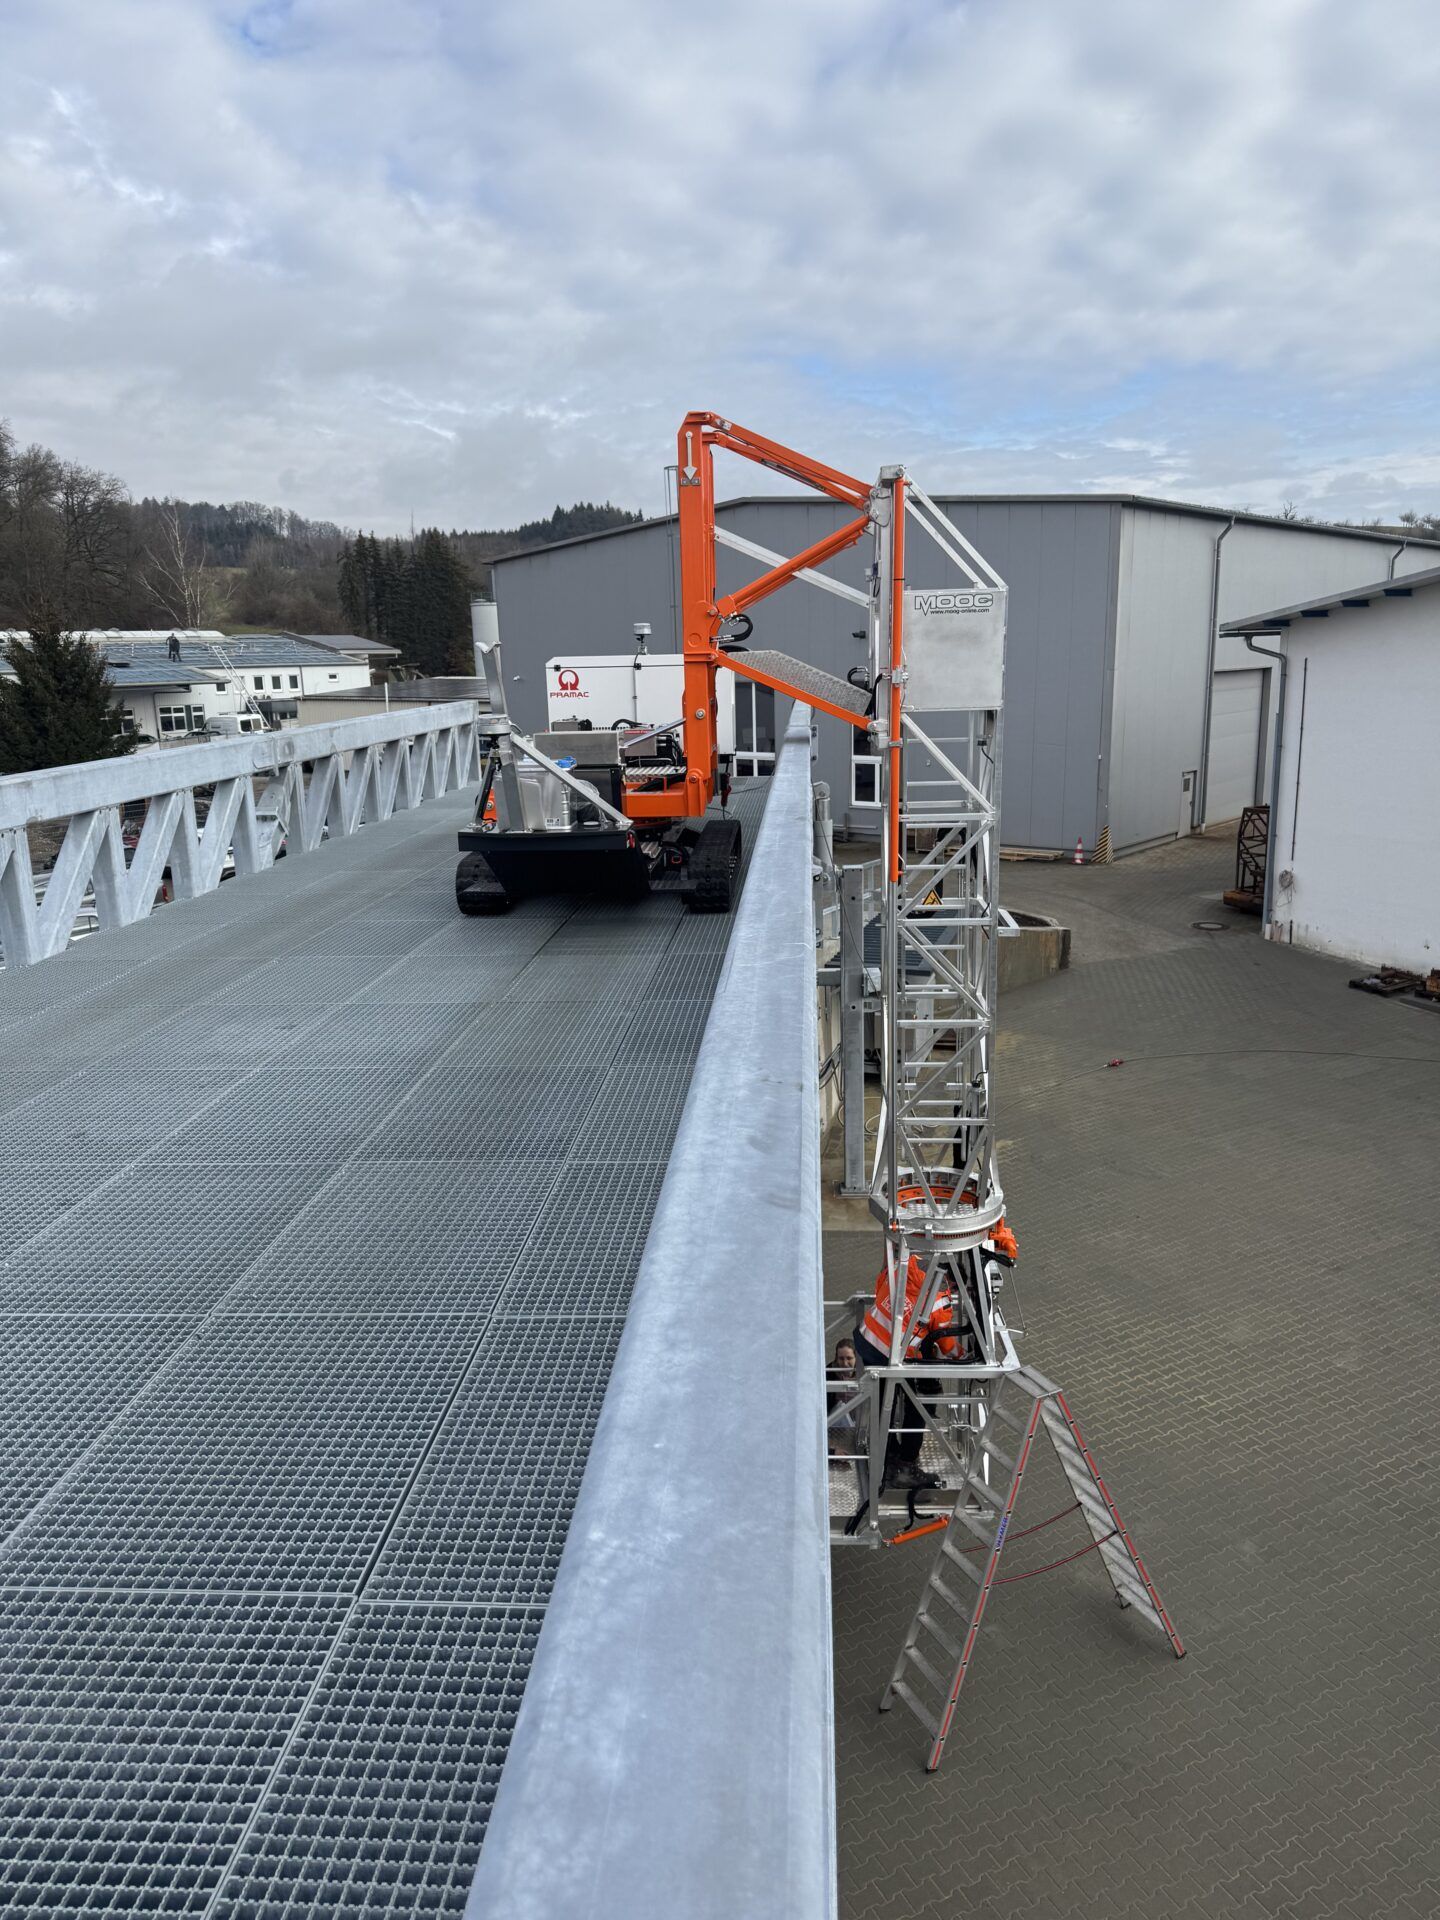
[624, 413, 874, 823]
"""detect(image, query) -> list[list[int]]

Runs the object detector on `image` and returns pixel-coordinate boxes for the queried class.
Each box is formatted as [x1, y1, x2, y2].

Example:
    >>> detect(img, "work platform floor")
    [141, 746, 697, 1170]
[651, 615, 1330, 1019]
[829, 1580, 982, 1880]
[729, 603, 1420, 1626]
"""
[830, 833, 1440, 1919]
[0, 787, 761, 1917]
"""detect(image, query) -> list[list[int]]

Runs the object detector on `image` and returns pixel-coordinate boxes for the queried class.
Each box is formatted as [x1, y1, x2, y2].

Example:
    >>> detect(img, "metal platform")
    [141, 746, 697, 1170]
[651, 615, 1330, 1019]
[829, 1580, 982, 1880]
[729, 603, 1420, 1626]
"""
[0, 781, 767, 1917]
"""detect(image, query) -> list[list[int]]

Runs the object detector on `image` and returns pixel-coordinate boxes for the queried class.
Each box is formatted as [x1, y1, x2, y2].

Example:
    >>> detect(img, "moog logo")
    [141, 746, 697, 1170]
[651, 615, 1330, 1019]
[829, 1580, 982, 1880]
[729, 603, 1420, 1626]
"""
[914, 591, 995, 615]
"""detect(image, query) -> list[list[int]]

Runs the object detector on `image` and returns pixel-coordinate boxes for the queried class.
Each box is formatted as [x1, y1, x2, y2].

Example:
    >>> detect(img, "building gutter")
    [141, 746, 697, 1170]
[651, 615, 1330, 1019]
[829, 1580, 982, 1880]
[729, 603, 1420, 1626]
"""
[465, 706, 834, 1920]
[1195, 515, 1236, 823]
[1243, 633, 1288, 931]
[1388, 538, 1409, 579]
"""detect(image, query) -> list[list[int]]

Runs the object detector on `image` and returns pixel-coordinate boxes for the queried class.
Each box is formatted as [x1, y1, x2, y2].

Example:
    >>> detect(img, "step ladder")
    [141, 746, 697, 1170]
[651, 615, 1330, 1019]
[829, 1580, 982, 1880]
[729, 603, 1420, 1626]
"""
[881, 1365, 1184, 1771]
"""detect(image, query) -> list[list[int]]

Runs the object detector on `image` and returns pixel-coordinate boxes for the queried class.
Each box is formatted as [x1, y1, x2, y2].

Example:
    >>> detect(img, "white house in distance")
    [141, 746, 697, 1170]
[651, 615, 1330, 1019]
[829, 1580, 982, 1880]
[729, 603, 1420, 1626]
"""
[1221, 569, 1440, 972]
[0, 629, 394, 748]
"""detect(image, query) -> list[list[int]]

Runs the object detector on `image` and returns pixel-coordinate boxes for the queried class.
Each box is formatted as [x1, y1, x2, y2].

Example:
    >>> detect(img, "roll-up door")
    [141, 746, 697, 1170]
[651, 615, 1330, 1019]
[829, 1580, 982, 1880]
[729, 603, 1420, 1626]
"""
[1205, 668, 1264, 824]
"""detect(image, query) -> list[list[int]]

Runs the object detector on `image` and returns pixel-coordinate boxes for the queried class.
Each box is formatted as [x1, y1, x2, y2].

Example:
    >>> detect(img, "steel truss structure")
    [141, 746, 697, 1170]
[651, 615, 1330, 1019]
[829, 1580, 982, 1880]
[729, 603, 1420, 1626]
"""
[0, 702, 480, 968]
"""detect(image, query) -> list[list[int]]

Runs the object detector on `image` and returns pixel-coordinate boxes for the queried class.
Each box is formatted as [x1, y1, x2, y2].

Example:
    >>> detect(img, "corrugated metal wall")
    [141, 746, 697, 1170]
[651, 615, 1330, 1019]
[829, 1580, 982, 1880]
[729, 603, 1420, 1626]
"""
[494, 499, 1119, 851]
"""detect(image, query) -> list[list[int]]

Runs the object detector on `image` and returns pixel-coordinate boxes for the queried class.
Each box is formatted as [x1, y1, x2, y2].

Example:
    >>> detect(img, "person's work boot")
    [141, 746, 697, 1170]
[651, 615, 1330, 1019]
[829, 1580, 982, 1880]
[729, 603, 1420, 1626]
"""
[888, 1460, 929, 1490]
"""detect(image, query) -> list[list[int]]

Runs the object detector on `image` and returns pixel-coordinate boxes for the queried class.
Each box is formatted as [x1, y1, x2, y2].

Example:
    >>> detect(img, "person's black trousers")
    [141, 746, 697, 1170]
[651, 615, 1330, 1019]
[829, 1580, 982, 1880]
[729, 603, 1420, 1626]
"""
[856, 1332, 934, 1465]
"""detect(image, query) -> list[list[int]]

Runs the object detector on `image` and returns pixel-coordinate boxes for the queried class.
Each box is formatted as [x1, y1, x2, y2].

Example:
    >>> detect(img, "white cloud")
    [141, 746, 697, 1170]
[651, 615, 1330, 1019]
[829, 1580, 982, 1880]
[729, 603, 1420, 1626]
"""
[1, 0, 1437, 527]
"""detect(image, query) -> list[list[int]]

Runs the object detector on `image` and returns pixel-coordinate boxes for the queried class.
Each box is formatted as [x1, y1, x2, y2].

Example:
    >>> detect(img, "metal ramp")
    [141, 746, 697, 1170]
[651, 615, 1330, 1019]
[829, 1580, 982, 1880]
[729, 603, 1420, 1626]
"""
[0, 781, 768, 1916]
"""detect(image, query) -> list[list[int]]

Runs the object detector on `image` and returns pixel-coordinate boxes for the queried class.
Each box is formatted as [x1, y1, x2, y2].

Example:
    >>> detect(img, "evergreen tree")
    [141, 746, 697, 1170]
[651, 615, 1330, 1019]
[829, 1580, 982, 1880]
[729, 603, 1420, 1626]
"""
[0, 625, 138, 774]
[337, 537, 365, 634]
[408, 529, 474, 675]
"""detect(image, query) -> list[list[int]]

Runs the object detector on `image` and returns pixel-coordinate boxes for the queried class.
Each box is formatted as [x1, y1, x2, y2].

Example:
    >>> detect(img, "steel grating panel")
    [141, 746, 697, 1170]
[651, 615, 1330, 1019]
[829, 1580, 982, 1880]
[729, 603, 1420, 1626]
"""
[0, 779, 781, 1913]
[0, 1318, 480, 1594]
[0, 1160, 127, 1256]
[0, 1070, 231, 1157]
[2, 1164, 327, 1295]
[611, 994, 716, 1064]
[0, 1590, 345, 1917]
[567, 1063, 699, 1157]
[209, 1605, 543, 1920]
[369, 1330, 629, 1604]
[0, 1315, 193, 1535]
[218, 1160, 554, 1318]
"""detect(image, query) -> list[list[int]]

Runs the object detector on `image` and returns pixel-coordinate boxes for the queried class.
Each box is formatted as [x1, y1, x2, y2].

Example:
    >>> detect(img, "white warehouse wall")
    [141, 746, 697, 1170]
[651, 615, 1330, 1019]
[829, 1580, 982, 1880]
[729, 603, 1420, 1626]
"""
[1270, 591, 1440, 970]
[1109, 508, 1216, 851]
[1112, 510, 1440, 844]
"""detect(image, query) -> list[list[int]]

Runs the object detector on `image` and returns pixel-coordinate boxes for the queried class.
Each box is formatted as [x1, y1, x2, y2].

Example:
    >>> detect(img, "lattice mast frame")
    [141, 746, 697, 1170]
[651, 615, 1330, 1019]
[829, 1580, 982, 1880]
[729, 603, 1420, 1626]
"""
[666, 413, 1015, 1386]
[868, 475, 1014, 1384]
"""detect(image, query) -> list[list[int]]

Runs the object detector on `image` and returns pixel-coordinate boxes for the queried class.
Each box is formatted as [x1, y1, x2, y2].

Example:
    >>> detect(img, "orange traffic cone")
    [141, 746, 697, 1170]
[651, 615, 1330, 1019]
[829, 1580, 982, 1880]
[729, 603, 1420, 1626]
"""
[1072, 836, 1084, 866]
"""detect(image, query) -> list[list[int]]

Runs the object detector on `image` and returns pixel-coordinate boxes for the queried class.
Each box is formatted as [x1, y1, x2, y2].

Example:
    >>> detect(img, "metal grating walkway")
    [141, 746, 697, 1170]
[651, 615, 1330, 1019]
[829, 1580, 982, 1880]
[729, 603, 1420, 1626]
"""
[0, 782, 767, 1916]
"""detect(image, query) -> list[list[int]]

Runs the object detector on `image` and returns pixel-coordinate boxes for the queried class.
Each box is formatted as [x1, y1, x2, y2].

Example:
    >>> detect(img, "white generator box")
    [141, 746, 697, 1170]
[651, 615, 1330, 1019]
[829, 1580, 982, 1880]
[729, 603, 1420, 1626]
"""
[545, 653, 736, 752]
[901, 586, 1007, 711]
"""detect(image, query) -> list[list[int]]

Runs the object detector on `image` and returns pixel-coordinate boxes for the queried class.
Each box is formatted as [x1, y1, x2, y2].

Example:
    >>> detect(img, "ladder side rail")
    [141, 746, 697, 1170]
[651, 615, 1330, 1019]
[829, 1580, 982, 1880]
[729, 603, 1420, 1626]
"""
[885, 1393, 1044, 1771]
[1043, 1394, 1185, 1657]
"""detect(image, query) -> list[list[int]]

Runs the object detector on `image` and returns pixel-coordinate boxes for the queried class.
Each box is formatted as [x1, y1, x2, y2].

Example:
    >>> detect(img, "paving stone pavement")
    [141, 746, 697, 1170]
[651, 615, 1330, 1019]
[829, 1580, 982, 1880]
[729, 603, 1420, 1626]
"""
[829, 833, 1440, 1920]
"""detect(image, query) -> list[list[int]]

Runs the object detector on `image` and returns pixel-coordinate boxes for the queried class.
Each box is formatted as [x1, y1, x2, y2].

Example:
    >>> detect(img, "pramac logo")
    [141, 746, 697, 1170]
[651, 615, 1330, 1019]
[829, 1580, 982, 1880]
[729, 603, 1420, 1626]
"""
[555, 667, 585, 695]
[913, 591, 995, 615]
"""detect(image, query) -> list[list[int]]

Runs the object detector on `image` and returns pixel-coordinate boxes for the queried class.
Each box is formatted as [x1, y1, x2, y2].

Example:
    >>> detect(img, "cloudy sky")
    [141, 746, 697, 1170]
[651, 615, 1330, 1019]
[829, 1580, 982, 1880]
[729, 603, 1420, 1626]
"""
[3, 0, 1438, 531]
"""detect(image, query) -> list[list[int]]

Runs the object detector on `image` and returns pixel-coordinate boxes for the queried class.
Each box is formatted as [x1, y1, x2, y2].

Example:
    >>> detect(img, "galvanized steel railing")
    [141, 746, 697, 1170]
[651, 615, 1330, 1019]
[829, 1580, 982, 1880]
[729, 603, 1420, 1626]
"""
[465, 709, 834, 1920]
[0, 703, 480, 968]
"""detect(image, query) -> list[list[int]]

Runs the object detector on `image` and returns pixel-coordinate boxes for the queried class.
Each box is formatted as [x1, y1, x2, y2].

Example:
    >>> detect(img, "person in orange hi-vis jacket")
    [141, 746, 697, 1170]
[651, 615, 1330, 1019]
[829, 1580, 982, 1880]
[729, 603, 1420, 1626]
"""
[855, 1253, 963, 1490]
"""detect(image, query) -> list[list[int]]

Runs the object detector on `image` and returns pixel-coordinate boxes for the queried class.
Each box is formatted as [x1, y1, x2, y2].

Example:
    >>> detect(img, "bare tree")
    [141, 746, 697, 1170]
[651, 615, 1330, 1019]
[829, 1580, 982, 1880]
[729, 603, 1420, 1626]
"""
[143, 499, 232, 627]
[59, 463, 131, 602]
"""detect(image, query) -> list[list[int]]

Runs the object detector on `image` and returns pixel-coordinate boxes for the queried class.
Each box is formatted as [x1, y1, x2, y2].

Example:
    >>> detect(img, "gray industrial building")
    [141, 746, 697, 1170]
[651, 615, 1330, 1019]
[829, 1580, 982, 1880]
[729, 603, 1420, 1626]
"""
[491, 496, 1439, 853]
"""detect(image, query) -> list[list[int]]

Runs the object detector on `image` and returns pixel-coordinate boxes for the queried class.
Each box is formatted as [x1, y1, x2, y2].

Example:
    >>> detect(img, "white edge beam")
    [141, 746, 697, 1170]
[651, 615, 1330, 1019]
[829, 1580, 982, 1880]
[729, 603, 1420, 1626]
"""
[0, 702, 478, 830]
[466, 707, 834, 1920]
[715, 524, 871, 609]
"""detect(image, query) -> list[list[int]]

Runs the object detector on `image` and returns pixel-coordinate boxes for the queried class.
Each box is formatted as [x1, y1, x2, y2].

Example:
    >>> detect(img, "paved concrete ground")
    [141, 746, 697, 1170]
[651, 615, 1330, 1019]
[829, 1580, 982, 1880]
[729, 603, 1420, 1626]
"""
[830, 833, 1440, 1920]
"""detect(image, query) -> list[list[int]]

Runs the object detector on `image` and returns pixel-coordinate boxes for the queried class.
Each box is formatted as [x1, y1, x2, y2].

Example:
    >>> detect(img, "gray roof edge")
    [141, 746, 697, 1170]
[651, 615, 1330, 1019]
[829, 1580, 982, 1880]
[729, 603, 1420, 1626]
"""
[465, 711, 834, 1920]
[1220, 562, 1440, 634]
[491, 493, 1440, 567]
[292, 632, 401, 655]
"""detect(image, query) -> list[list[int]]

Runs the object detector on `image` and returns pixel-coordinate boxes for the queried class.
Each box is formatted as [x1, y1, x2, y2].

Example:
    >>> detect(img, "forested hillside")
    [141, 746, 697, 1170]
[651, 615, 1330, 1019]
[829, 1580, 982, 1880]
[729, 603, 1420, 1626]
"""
[0, 420, 640, 672]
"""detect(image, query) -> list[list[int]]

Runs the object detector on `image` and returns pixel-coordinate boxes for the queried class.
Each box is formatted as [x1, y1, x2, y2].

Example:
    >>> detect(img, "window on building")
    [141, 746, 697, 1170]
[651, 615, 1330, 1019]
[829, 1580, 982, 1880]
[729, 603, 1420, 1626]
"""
[327, 671, 338, 680]
[118, 708, 136, 735]
[253, 675, 264, 690]
[157, 704, 206, 735]
[288, 673, 299, 689]
[271, 674, 283, 689]
[851, 727, 881, 808]
[733, 681, 777, 778]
